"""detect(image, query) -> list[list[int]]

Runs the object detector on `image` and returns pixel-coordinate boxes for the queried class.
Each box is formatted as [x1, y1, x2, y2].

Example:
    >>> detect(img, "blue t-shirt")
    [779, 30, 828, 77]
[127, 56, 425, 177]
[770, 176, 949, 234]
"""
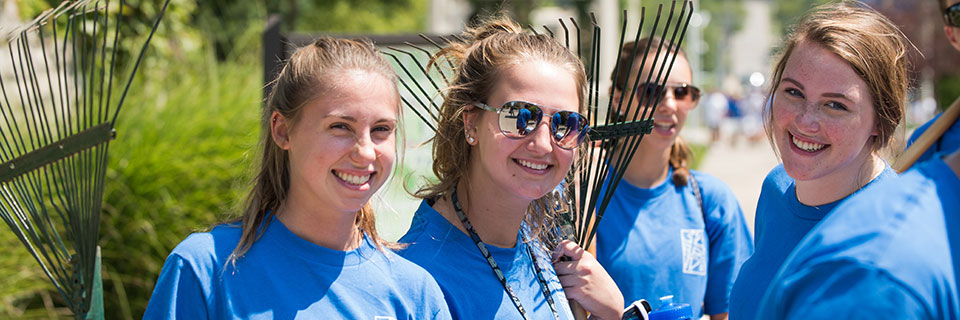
[757, 158, 960, 319]
[907, 112, 960, 164]
[144, 215, 451, 319]
[595, 169, 753, 317]
[728, 164, 895, 320]
[398, 200, 573, 320]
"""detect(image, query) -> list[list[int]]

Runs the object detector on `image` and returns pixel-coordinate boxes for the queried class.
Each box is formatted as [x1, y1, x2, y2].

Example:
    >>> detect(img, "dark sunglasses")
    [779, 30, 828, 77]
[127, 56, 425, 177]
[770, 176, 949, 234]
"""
[473, 101, 590, 150]
[620, 82, 702, 103]
[947, 2, 960, 28]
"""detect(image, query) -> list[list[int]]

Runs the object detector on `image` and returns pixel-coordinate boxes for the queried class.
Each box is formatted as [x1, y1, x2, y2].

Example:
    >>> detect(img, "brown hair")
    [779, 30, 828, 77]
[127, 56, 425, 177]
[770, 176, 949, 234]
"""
[417, 15, 587, 242]
[228, 37, 399, 264]
[611, 37, 697, 187]
[763, 1, 909, 156]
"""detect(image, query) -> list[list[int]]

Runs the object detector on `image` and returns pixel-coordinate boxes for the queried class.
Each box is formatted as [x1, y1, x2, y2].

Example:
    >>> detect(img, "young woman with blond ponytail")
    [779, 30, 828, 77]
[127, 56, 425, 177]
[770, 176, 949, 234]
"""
[398, 16, 626, 320]
[144, 37, 450, 319]
[592, 37, 753, 320]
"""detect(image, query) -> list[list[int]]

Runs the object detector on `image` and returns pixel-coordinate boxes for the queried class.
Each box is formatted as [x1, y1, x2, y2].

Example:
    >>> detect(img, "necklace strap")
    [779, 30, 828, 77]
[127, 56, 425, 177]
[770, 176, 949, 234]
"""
[451, 186, 560, 320]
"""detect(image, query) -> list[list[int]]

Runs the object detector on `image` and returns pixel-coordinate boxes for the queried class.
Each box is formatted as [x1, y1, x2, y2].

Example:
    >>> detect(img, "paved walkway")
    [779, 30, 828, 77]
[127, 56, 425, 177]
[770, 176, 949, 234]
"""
[684, 127, 780, 234]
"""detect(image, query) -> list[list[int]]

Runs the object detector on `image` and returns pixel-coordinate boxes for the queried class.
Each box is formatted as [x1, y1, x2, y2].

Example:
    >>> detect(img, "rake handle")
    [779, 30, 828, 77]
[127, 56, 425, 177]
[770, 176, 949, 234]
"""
[893, 96, 960, 173]
[570, 299, 588, 320]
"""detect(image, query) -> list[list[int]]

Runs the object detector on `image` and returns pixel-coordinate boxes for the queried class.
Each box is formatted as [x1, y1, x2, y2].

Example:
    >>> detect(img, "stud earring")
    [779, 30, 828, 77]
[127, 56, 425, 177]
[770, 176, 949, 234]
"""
[465, 133, 476, 144]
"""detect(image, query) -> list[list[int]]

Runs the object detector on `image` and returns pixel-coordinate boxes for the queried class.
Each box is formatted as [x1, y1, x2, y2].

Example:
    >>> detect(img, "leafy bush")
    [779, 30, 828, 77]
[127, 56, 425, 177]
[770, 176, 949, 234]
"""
[96, 58, 262, 318]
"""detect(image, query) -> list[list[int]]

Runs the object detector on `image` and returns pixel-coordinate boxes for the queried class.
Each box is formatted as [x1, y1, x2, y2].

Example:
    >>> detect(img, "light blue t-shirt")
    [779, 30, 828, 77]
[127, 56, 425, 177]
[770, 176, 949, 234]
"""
[907, 112, 960, 164]
[398, 200, 573, 320]
[728, 164, 895, 320]
[144, 215, 451, 319]
[595, 169, 753, 317]
[758, 158, 960, 319]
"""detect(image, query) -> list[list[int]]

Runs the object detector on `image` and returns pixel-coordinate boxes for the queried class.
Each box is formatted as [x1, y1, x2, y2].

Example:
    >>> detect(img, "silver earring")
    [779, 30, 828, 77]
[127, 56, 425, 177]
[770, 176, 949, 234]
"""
[466, 134, 476, 144]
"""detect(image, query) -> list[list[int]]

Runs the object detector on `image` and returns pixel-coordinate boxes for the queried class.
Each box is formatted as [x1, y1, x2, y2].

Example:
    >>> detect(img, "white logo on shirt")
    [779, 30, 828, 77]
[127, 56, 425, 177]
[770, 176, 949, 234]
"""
[374, 317, 397, 320]
[681, 229, 707, 276]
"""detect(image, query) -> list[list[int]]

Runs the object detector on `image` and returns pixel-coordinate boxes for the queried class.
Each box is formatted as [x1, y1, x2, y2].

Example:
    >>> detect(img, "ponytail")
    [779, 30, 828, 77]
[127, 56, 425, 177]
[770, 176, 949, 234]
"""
[669, 136, 694, 187]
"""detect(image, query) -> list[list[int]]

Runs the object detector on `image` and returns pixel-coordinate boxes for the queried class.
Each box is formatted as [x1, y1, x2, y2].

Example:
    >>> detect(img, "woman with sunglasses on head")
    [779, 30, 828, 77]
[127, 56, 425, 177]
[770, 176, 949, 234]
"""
[728, 2, 907, 319]
[398, 16, 625, 320]
[592, 37, 753, 320]
[144, 38, 451, 319]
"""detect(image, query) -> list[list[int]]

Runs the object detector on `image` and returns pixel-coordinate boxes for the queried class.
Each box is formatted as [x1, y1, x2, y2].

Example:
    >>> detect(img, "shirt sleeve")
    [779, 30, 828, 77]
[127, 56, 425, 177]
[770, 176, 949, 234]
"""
[143, 253, 210, 319]
[758, 259, 934, 320]
[700, 177, 755, 315]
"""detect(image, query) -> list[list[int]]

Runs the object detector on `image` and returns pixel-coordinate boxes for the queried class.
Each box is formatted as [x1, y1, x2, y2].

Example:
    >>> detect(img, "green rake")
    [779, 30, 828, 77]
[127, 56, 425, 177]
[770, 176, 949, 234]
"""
[0, 0, 169, 318]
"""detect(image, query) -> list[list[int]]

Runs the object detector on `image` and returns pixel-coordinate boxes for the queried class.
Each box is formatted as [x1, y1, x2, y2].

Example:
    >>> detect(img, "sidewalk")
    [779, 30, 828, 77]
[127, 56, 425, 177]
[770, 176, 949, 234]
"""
[684, 127, 780, 234]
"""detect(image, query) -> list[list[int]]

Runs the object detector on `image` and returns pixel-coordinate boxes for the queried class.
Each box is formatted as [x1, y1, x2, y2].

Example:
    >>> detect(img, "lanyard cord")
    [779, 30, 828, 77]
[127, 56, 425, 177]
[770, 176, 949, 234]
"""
[451, 186, 560, 320]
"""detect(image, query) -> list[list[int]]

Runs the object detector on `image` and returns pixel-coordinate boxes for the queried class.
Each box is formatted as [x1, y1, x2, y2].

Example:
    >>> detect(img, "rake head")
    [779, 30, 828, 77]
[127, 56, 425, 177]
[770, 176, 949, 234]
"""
[0, 0, 168, 317]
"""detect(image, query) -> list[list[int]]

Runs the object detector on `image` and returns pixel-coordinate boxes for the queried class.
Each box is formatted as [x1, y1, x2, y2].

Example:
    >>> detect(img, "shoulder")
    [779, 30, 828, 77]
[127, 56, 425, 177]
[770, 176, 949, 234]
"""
[761, 164, 791, 190]
[689, 170, 738, 200]
[397, 201, 456, 266]
[165, 224, 242, 273]
[765, 259, 936, 320]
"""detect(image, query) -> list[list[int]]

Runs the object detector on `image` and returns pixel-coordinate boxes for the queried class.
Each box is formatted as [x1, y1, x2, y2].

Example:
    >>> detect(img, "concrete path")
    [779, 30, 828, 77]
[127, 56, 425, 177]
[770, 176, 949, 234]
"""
[684, 128, 780, 234]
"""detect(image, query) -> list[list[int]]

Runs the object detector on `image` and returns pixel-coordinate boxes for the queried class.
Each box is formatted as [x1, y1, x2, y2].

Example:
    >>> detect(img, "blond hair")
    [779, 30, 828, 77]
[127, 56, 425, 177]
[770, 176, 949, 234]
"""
[417, 15, 587, 243]
[763, 1, 909, 155]
[229, 37, 399, 264]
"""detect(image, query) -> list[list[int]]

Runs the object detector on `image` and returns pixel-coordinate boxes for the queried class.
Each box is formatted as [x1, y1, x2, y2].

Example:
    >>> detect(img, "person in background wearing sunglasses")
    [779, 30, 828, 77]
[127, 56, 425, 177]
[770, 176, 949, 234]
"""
[752, 2, 960, 318]
[591, 37, 753, 320]
[903, 0, 960, 165]
[397, 15, 625, 320]
[728, 3, 907, 319]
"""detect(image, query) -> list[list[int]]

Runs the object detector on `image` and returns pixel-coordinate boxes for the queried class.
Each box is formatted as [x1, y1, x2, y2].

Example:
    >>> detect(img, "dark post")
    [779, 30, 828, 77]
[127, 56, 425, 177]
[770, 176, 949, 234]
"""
[263, 14, 285, 105]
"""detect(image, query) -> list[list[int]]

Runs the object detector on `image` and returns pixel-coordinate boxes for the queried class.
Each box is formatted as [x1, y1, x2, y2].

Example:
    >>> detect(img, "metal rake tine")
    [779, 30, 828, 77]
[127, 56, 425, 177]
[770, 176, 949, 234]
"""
[97, 1, 110, 124]
[105, 0, 122, 124]
[542, 25, 554, 39]
[418, 34, 458, 73]
[559, 19, 570, 49]
[400, 96, 437, 133]
[569, 17, 581, 58]
[382, 51, 440, 123]
[0, 66, 27, 159]
[10, 38, 41, 151]
[388, 46, 444, 94]
[527, 24, 539, 36]
[111, 0, 171, 126]
[405, 41, 452, 85]
[586, 1, 695, 250]
[606, 9, 635, 124]
[20, 32, 56, 146]
[36, 24, 66, 142]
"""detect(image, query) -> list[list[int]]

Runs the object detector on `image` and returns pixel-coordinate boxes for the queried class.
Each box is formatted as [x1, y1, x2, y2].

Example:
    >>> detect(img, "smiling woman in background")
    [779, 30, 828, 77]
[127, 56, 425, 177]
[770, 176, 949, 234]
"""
[727, 2, 909, 319]
[593, 36, 752, 320]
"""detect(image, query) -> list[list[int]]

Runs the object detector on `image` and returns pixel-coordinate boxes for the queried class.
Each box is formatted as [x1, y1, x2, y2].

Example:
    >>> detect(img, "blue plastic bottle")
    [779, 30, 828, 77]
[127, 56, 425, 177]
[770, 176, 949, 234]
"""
[647, 295, 694, 320]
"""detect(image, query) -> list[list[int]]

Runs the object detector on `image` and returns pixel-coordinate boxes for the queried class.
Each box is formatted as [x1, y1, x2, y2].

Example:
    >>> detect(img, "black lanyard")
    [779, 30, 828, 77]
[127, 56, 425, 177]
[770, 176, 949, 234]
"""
[451, 186, 560, 320]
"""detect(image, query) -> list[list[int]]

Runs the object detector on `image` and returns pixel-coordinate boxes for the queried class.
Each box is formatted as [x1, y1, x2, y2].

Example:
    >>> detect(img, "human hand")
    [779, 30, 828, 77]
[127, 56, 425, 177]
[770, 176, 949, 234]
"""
[552, 240, 624, 320]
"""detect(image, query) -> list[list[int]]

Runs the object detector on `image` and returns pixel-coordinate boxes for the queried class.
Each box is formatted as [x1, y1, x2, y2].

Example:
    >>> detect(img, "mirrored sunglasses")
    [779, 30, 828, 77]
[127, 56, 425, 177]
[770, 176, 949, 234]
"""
[473, 101, 590, 150]
[947, 2, 960, 28]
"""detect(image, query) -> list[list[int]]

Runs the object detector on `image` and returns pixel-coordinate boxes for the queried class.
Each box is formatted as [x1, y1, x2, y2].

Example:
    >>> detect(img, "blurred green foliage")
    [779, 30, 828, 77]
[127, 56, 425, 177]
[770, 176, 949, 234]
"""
[3, 0, 434, 317]
[936, 74, 960, 111]
[770, 0, 831, 36]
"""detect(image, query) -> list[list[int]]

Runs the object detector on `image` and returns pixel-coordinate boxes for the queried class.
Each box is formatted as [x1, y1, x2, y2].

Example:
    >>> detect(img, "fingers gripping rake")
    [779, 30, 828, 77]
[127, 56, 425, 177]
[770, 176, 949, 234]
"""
[0, 0, 169, 318]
